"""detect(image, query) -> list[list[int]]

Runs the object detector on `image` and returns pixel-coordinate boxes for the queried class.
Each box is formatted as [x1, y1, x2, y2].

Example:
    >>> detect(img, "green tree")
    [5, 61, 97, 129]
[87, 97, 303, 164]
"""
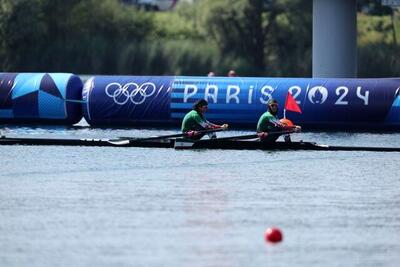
[195, 0, 312, 76]
[358, 12, 400, 77]
[0, 0, 154, 73]
[0, 0, 397, 77]
[0, 0, 14, 69]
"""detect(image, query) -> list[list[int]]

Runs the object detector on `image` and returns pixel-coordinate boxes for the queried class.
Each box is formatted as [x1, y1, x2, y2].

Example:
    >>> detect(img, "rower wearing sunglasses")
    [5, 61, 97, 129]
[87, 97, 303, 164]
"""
[181, 99, 228, 140]
[257, 99, 301, 142]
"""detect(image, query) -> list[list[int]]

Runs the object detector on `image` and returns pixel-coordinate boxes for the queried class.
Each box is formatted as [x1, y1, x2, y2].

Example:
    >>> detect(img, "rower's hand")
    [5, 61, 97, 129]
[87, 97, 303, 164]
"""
[276, 121, 286, 129]
[221, 124, 229, 130]
[186, 130, 198, 137]
[294, 125, 301, 133]
[257, 132, 268, 139]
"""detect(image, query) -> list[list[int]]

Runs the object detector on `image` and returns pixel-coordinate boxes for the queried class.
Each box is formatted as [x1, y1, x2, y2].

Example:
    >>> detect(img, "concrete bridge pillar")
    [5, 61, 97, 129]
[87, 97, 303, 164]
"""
[313, 0, 357, 78]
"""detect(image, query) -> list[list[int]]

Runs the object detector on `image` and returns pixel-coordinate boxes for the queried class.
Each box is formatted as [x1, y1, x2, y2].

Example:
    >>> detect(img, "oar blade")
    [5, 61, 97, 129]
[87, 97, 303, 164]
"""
[107, 139, 131, 146]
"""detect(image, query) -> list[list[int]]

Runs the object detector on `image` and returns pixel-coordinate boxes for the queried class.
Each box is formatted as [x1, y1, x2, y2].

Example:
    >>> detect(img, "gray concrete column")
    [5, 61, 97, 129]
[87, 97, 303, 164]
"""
[313, 0, 357, 78]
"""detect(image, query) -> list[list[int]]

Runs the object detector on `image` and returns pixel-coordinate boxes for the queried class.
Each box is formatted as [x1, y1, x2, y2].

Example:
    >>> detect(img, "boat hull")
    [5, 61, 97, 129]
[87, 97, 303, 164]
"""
[1, 136, 400, 152]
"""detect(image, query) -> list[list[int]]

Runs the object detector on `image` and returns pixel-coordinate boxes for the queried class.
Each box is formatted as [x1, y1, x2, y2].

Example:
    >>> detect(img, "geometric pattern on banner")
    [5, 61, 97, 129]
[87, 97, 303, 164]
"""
[0, 73, 18, 110]
[38, 91, 65, 119]
[12, 90, 39, 118]
[12, 73, 42, 99]
[48, 73, 70, 99]
[40, 73, 63, 99]
[385, 95, 400, 122]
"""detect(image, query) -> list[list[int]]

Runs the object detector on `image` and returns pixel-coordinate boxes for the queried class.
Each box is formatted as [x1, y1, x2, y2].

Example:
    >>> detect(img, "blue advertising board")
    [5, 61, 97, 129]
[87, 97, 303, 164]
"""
[2, 73, 399, 129]
[0, 73, 82, 124]
[83, 76, 173, 126]
[83, 76, 400, 129]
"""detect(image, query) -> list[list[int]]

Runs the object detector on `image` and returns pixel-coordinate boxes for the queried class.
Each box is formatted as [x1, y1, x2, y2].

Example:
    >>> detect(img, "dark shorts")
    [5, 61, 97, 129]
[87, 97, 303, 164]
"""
[258, 132, 280, 143]
[183, 125, 207, 141]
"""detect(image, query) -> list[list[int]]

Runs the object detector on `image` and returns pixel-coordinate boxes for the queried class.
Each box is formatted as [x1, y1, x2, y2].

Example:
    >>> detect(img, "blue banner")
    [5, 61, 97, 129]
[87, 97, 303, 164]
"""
[0, 73, 82, 124]
[83, 76, 173, 126]
[171, 77, 400, 127]
[83, 76, 400, 129]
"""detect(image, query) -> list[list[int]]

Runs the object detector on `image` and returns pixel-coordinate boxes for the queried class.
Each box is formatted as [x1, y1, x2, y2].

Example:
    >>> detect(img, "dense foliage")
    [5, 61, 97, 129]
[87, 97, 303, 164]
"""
[0, 0, 398, 77]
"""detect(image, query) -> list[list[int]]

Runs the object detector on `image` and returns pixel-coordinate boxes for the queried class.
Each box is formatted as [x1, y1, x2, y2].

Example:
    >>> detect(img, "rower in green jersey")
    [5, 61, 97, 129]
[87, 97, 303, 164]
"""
[181, 99, 228, 140]
[257, 98, 301, 142]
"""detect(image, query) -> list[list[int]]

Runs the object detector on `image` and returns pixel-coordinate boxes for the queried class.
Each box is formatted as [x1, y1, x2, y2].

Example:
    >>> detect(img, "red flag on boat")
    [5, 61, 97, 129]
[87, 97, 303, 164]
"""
[285, 91, 302, 113]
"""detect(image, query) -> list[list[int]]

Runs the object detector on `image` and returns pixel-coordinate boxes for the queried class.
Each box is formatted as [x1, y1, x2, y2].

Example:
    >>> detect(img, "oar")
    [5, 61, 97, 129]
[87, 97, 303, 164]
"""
[117, 127, 226, 142]
[205, 130, 297, 141]
[315, 144, 400, 152]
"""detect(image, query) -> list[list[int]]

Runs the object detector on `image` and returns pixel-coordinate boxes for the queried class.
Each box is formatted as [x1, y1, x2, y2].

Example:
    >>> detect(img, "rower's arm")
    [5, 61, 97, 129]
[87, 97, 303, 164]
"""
[193, 114, 209, 129]
[205, 120, 228, 130]
[280, 124, 301, 132]
[264, 120, 284, 131]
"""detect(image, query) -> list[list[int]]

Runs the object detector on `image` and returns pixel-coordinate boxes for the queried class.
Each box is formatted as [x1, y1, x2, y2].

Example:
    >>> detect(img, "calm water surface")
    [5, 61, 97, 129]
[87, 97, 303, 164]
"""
[1, 122, 400, 267]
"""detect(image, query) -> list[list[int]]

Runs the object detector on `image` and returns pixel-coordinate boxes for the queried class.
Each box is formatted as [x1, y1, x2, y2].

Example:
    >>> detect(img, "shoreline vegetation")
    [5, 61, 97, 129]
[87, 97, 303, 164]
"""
[0, 0, 398, 77]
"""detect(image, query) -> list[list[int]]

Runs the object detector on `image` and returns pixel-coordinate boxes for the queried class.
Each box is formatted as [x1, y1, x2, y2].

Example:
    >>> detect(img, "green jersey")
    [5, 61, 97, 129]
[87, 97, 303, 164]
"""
[181, 110, 208, 132]
[257, 111, 280, 132]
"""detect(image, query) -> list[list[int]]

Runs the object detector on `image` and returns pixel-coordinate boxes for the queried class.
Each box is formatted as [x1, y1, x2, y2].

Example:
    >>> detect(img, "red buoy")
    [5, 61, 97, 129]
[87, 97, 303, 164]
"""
[265, 227, 283, 243]
[279, 118, 294, 127]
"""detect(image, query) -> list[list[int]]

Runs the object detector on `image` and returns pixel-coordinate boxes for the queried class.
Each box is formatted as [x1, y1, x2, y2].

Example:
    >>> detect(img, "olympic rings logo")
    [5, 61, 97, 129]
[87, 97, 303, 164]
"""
[105, 82, 156, 105]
